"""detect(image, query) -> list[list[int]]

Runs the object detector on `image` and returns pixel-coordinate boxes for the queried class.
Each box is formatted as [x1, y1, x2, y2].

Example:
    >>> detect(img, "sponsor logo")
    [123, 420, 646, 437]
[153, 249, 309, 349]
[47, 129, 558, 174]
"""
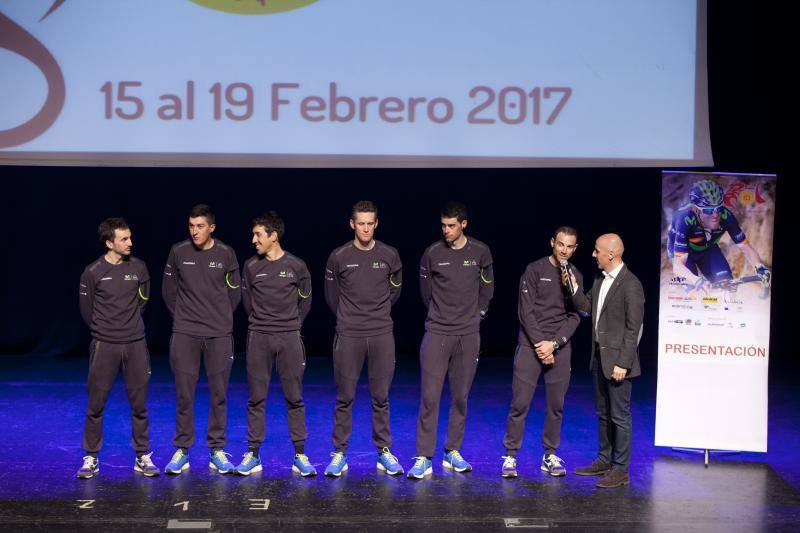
[668, 295, 694, 302]
[724, 181, 768, 209]
[437, 262, 451, 266]
[279, 270, 295, 278]
[670, 319, 684, 325]
[694, 320, 702, 326]
[123, 274, 139, 281]
[256, 273, 267, 278]
[101, 277, 113, 281]
[671, 304, 694, 310]
[540, 278, 553, 282]
[702, 297, 718, 304]
[183, 261, 196, 265]
[462, 259, 477, 267]
[371, 261, 388, 270]
[707, 321, 726, 327]
[208, 261, 224, 269]
[346, 264, 359, 268]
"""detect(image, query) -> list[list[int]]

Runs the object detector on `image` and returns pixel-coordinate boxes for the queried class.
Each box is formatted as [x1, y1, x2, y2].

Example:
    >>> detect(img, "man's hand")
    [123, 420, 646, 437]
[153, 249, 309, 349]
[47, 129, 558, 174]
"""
[542, 354, 555, 365]
[561, 268, 577, 294]
[611, 365, 628, 382]
[534, 340, 555, 359]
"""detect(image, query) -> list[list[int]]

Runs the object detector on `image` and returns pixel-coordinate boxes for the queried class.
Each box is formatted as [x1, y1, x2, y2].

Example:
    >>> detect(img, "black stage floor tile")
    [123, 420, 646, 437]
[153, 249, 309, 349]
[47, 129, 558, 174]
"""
[1, 355, 799, 532]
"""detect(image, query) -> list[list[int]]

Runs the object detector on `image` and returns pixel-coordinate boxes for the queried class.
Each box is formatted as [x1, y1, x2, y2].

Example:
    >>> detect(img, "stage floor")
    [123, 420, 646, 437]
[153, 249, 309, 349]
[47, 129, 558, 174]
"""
[1, 355, 798, 532]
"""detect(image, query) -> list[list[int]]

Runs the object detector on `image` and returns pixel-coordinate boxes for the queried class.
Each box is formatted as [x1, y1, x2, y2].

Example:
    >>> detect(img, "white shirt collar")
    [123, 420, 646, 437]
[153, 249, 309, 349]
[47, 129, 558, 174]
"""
[603, 262, 624, 279]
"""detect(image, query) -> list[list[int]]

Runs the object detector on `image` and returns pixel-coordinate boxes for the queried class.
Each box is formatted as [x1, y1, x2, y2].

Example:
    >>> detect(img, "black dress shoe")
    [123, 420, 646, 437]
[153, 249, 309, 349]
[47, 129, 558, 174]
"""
[596, 468, 630, 488]
[573, 459, 612, 476]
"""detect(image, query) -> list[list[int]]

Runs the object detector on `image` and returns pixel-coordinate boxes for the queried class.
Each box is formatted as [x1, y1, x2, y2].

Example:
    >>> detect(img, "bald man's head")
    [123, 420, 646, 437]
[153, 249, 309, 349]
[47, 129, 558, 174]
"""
[593, 233, 625, 272]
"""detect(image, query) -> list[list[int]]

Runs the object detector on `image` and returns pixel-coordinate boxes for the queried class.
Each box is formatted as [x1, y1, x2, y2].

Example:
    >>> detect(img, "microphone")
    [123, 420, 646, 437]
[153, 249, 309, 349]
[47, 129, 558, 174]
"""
[559, 259, 575, 294]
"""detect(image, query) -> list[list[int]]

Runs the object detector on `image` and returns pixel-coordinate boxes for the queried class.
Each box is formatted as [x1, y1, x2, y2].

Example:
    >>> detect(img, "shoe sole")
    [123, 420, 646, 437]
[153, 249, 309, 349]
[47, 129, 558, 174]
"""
[236, 464, 263, 476]
[574, 470, 610, 476]
[376, 462, 404, 476]
[209, 463, 234, 474]
[324, 464, 348, 477]
[541, 466, 566, 477]
[502, 471, 518, 478]
[442, 461, 471, 473]
[596, 479, 629, 488]
[134, 465, 160, 477]
[165, 463, 190, 475]
[292, 465, 317, 477]
[77, 469, 99, 479]
[407, 466, 433, 479]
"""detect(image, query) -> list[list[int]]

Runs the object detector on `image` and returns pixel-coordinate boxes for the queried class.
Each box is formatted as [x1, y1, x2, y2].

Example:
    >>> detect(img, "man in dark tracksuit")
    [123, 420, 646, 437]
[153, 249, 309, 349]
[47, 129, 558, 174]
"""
[323, 200, 404, 477]
[408, 201, 494, 479]
[501, 227, 582, 478]
[77, 217, 159, 479]
[234, 211, 317, 477]
[162, 204, 241, 475]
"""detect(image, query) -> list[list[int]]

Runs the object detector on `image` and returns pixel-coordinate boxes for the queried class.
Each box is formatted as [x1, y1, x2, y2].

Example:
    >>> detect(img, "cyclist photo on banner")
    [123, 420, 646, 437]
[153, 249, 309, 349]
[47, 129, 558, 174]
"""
[665, 176, 772, 294]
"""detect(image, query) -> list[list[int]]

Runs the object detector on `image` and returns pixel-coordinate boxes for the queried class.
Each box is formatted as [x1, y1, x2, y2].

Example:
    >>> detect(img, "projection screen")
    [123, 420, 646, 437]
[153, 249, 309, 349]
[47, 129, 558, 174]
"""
[0, 0, 712, 167]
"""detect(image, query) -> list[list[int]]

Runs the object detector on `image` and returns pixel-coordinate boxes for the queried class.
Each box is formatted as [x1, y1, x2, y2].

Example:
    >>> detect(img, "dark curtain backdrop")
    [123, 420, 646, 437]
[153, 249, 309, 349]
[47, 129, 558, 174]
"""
[0, 0, 790, 375]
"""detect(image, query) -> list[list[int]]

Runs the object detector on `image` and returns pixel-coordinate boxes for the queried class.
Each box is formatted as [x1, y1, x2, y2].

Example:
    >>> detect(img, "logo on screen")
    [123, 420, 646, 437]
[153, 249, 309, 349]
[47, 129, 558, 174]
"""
[0, 5, 66, 149]
[190, 0, 319, 15]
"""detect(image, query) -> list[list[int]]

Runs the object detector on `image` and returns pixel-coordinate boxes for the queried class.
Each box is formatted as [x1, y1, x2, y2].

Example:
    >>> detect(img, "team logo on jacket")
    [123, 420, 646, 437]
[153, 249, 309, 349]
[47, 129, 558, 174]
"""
[123, 274, 139, 281]
[278, 270, 295, 278]
[208, 261, 224, 269]
[372, 261, 388, 269]
[462, 259, 477, 267]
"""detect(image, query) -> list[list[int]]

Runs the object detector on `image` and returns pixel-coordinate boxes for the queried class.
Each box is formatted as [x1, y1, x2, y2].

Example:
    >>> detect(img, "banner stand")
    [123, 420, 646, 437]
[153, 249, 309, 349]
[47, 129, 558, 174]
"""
[671, 447, 741, 467]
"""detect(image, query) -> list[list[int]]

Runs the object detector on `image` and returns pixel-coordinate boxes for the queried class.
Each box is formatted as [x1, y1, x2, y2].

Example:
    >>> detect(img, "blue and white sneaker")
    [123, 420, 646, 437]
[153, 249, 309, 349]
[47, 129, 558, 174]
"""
[292, 454, 317, 477]
[134, 452, 160, 477]
[324, 451, 348, 477]
[377, 447, 404, 475]
[77, 456, 99, 479]
[541, 453, 566, 477]
[209, 450, 234, 474]
[407, 456, 432, 479]
[235, 451, 262, 476]
[501, 455, 518, 478]
[443, 450, 472, 472]
[165, 449, 190, 474]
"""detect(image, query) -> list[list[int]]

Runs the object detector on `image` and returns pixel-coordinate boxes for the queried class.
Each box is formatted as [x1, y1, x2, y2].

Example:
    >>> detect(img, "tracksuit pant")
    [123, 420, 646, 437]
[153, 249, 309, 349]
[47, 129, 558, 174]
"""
[503, 343, 572, 457]
[245, 330, 308, 453]
[415, 331, 480, 458]
[82, 338, 151, 455]
[331, 332, 396, 452]
[169, 332, 234, 450]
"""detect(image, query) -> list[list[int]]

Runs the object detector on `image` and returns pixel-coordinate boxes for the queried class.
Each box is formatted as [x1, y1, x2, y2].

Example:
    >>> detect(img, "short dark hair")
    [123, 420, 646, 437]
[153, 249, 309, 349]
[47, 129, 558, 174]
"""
[351, 200, 378, 220]
[98, 217, 129, 244]
[553, 226, 578, 241]
[441, 201, 468, 222]
[189, 204, 215, 225]
[252, 211, 285, 240]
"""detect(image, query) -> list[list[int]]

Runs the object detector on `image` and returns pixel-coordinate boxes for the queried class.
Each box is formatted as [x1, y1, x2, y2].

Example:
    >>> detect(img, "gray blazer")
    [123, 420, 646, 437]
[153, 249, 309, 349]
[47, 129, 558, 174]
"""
[571, 264, 645, 379]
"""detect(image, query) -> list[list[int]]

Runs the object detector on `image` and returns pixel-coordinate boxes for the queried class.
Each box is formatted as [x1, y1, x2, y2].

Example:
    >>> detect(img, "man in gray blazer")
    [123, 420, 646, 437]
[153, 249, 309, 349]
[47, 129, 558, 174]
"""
[563, 233, 644, 488]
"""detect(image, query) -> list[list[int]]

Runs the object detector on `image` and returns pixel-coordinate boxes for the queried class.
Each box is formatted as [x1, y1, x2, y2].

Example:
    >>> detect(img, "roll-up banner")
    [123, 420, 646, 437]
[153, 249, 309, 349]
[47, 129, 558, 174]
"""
[655, 171, 775, 453]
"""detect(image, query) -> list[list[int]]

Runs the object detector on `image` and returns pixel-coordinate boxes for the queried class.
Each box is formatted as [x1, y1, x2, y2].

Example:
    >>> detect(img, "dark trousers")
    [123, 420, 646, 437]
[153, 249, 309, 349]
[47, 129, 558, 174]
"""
[169, 332, 233, 450]
[503, 343, 571, 456]
[332, 332, 395, 452]
[593, 352, 632, 469]
[415, 332, 480, 458]
[82, 338, 150, 454]
[246, 330, 308, 450]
